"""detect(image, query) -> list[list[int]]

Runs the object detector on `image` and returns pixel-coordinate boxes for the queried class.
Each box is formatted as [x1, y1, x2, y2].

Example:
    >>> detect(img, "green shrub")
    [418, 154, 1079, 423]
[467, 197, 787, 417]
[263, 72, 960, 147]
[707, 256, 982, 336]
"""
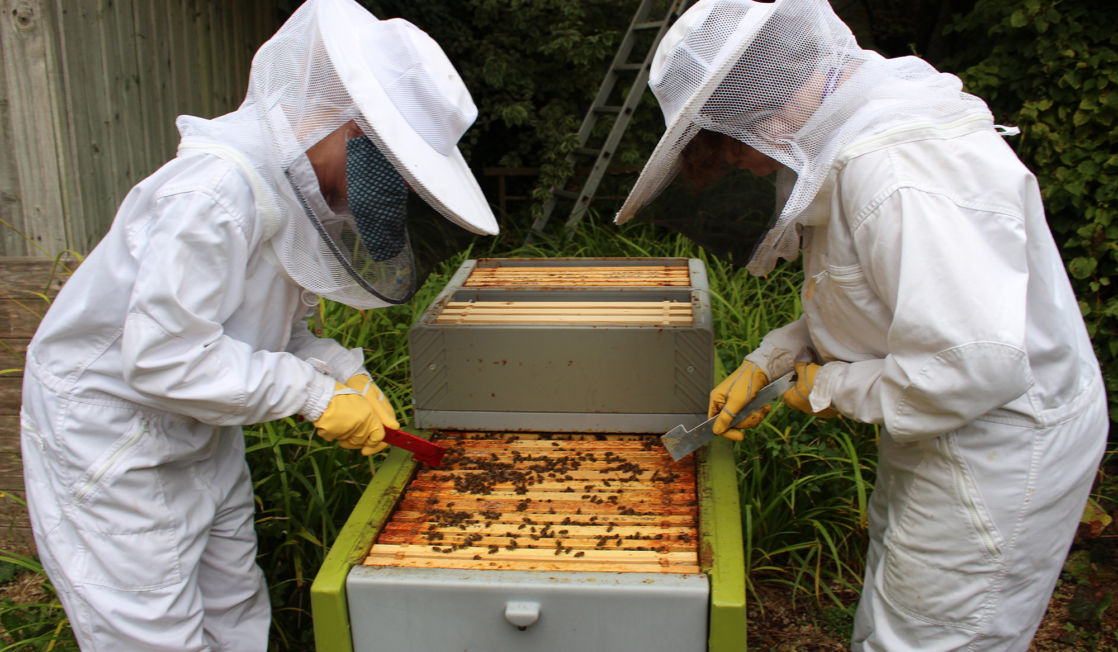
[945, 0, 1118, 427]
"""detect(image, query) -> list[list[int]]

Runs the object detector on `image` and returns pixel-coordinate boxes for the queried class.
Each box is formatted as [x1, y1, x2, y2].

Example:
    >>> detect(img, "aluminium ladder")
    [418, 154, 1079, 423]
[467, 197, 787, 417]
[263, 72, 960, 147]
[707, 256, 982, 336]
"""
[527, 0, 692, 241]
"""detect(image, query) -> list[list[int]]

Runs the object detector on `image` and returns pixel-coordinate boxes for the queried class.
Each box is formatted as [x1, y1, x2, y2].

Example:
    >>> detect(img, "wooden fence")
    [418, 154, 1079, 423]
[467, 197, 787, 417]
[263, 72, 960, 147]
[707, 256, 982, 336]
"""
[0, 0, 279, 554]
[0, 0, 279, 257]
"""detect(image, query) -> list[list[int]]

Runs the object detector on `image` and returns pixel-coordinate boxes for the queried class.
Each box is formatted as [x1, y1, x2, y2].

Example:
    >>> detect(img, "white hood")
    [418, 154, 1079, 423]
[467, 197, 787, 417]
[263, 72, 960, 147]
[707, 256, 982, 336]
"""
[176, 0, 496, 308]
[615, 0, 992, 275]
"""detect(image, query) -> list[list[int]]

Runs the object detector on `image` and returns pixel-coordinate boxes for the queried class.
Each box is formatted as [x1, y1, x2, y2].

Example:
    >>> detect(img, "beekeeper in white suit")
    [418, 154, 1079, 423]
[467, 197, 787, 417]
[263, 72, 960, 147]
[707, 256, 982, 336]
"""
[617, 0, 1107, 649]
[19, 0, 497, 648]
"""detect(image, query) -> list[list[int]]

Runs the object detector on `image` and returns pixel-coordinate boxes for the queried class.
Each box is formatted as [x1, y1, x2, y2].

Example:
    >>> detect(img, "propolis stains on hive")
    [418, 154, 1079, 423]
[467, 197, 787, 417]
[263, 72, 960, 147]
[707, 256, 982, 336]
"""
[365, 433, 699, 574]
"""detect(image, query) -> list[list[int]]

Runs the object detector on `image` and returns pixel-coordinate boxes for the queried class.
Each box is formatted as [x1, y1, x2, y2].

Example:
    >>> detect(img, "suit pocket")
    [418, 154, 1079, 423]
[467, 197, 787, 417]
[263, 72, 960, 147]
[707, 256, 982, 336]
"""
[805, 264, 890, 359]
[880, 434, 1004, 628]
[71, 414, 150, 505]
[65, 414, 184, 590]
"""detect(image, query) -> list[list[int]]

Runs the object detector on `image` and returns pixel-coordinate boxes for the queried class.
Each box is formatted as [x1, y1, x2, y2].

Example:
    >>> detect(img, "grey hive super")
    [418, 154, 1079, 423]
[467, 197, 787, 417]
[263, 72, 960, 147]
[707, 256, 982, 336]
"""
[409, 257, 715, 433]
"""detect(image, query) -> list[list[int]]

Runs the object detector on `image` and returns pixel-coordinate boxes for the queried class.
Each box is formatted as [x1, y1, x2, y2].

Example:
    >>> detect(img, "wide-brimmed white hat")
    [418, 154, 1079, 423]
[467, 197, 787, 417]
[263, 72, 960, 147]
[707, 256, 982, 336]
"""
[318, 0, 498, 236]
[615, 0, 778, 225]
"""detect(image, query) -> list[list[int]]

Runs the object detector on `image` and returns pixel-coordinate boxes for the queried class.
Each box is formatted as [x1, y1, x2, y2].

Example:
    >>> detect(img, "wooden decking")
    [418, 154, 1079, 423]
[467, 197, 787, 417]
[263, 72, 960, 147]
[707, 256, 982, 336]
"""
[365, 433, 700, 574]
[0, 257, 75, 553]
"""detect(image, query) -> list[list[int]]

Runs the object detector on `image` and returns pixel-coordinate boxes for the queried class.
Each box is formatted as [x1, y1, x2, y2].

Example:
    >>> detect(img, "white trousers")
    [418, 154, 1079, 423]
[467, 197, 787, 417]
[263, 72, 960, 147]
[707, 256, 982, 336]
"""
[20, 378, 270, 651]
[852, 376, 1107, 651]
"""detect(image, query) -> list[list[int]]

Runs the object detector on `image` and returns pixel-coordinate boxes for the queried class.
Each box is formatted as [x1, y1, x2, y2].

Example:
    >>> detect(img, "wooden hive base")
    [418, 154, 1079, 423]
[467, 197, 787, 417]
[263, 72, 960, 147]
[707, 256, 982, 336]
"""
[365, 433, 699, 574]
[463, 265, 691, 288]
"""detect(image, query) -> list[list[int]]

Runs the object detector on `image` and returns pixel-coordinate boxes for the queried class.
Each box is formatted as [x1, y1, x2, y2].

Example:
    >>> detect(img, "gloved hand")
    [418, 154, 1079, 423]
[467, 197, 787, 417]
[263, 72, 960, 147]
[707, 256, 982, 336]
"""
[708, 360, 772, 441]
[782, 361, 838, 418]
[313, 381, 388, 456]
[344, 373, 400, 455]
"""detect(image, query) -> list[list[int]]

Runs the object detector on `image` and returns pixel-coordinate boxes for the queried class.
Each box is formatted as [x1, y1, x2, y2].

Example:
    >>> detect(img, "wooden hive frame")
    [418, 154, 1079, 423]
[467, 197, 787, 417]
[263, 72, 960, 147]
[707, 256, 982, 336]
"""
[365, 434, 700, 574]
[435, 300, 694, 326]
[462, 264, 692, 288]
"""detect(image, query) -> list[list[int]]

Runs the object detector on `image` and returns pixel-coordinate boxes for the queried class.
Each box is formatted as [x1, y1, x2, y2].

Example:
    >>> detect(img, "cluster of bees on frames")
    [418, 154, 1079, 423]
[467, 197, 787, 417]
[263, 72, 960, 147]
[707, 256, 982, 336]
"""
[416, 434, 693, 557]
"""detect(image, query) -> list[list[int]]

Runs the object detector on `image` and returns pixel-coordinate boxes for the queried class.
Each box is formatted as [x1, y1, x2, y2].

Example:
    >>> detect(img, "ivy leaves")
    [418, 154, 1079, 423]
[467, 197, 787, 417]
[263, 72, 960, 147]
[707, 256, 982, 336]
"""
[947, 0, 1118, 410]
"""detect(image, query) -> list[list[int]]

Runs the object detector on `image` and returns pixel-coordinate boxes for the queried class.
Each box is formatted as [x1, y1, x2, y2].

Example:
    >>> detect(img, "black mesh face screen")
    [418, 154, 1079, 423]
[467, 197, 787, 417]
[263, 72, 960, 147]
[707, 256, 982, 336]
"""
[405, 193, 479, 286]
[295, 136, 478, 305]
[347, 136, 409, 262]
[636, 163, 778, 268]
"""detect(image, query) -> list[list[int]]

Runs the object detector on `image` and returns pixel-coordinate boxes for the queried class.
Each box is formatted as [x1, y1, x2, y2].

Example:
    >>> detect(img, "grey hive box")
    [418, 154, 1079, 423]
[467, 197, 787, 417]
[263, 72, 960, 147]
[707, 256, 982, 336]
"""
[409, 257, 714, 433]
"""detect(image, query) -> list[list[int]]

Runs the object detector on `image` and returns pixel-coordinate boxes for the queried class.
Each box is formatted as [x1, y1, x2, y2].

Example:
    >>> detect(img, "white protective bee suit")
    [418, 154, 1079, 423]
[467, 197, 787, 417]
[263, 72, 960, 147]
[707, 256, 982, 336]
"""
[616, 1, 1107, 649]
[19, 0, 497, 649]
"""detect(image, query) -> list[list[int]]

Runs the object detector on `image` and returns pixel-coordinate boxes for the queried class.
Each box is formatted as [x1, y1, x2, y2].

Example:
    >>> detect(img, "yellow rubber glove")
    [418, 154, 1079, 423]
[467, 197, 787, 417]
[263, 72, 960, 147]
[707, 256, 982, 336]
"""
[313, 382, 388, 455]
[708, 360, 772, 441]
[782, 361, 839, 418]
[344, 373, 399, 455]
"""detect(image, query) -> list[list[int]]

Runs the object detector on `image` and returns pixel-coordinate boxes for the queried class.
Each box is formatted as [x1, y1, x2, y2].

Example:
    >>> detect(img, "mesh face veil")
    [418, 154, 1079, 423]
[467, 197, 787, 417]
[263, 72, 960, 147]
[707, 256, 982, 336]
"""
[347, 137, 409, 263]
[615, 0, 992, 275]
[284, 123, 477, 305]
[174, 0, 497, 309]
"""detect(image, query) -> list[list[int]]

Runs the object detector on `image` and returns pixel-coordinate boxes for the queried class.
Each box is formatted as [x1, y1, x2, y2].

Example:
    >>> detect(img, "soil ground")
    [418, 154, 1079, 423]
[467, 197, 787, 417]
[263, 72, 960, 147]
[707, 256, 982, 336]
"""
[746, 526, 1118, 650]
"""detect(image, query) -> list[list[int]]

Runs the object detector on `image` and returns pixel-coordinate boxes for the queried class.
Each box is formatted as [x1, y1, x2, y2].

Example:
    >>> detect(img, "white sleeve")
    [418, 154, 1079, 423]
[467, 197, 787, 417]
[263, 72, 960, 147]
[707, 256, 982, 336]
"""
[285, 307, 367, 382]
[812, 188, 1033, 441]
[121, 188, 334, 425]
[744, 317, 812, 379]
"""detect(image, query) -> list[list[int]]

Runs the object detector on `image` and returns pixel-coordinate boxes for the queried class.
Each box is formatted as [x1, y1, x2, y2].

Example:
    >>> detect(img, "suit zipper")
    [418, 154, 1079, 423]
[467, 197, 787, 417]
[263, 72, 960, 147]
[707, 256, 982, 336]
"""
[949, 448, 1002, 560]
[75, 420, 147, 502]
[827, 268, 864, 284]
[21, 414, 45, 451]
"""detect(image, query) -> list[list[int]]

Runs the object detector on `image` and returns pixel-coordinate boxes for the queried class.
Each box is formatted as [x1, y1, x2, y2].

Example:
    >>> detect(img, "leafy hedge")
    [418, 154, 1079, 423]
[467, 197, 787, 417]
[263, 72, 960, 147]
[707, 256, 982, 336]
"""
[945, 0, 1118, 427]
[360, 0, 666, 224]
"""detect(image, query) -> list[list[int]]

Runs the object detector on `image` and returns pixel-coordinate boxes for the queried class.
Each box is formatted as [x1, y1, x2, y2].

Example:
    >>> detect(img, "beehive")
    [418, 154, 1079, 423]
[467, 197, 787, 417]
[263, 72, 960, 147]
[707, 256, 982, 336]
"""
[311, 258, 745, 652]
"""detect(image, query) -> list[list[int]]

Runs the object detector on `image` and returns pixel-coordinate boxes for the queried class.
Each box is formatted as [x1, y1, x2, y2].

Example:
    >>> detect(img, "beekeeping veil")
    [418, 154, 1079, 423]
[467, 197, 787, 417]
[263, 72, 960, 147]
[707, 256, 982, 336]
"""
[615, 0, 992, 275]
[175, 0, 498, 308]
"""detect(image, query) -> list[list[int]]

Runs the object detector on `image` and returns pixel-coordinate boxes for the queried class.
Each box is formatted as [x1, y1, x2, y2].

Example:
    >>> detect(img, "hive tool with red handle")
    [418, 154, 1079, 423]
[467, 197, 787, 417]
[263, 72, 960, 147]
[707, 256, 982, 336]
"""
[383, 427, 446, 467]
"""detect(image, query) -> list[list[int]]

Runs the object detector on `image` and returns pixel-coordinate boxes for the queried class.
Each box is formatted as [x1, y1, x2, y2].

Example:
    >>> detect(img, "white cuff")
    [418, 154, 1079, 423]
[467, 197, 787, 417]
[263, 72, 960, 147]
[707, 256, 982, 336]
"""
[811, 361, 846, 413]
[745, 349, 795, 381]
[332, 347, 366, 382]
[299, 372, 337, 422]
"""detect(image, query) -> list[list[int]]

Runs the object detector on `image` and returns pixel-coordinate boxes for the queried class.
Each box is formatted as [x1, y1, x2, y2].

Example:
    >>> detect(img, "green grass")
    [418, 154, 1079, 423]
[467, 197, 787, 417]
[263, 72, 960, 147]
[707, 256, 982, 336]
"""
[4, 214, 1111, 650]
[0, 496, 75, 651]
